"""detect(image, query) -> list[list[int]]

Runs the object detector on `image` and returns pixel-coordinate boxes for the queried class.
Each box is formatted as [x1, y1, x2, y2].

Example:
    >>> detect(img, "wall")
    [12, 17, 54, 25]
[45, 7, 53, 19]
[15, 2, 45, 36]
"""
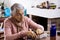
[4, 0, 11, 7]
[0, 0, 4, 3]
[5, 0, 59, 8]
[4, 0, 60, 18]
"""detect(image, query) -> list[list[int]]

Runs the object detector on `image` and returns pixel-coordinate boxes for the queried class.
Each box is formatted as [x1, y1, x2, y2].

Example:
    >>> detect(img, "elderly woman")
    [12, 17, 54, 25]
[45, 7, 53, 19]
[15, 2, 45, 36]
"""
[4, 3, 44, 40]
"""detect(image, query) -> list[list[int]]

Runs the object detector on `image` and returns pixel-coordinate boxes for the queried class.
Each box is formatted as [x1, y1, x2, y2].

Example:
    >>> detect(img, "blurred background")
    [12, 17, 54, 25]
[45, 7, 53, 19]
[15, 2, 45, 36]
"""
[0, 0, 60, 40]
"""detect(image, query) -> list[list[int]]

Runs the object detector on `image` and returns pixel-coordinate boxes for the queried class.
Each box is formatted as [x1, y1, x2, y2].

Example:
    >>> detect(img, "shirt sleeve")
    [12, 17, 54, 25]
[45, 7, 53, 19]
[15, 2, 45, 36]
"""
[26, 17, 44, 31]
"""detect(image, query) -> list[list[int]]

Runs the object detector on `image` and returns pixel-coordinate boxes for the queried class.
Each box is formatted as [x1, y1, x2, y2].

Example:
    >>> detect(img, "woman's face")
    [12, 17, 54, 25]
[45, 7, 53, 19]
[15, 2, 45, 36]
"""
[13, 9, 24, 22]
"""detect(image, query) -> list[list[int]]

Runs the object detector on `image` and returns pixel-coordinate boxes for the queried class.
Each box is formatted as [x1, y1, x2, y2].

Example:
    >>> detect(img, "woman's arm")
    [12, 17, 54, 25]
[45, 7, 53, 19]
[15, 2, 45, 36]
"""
[27, 17, 44, 31]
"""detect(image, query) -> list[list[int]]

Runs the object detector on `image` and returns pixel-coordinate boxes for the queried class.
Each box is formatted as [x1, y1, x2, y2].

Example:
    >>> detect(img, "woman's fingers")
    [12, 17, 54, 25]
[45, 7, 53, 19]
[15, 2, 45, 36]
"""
[27, 30, 36, 38]
[36, 29, 43, 35]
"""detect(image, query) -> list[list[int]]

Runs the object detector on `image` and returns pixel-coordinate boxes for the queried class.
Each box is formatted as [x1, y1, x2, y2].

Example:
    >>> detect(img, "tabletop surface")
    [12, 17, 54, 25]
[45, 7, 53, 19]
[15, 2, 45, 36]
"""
[38, 36, 60, 40]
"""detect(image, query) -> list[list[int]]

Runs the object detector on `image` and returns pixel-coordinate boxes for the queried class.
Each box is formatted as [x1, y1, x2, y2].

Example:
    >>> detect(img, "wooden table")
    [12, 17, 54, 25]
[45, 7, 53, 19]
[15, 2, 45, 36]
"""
[0, 17, 5, 23]
[0, 32, 4, 40]
[39, 36, 60, 40]
[56, 36, 60, 40]
[0, 17, 5, 40]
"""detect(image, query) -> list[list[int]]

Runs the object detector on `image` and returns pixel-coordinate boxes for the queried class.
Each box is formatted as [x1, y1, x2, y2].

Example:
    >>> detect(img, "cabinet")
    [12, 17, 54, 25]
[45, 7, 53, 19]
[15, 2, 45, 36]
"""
[0, 18, 5, 40]
[0, 32, 4, 40]
[32, 15, 48, 31]
[27, 14, 60, 31]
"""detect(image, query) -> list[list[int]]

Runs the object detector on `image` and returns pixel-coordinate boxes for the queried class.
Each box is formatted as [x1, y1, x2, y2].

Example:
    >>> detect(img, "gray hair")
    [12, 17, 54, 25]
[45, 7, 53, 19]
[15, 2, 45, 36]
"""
[11, 3, 24, 15]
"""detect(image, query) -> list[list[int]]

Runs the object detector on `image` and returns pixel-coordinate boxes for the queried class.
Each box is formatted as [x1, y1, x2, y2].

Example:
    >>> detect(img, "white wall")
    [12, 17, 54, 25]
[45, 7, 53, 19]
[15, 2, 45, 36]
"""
[58, 0, 60, 7]
[4, 0, 11, 7]
[0, 0, 4, 3]
[4, 0, 60, 18]
[6, 0, 59, 8]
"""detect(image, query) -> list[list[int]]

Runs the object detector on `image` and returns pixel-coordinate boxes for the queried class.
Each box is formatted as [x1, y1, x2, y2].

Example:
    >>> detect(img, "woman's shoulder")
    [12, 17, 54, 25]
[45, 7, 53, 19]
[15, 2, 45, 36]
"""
[24, 16, 29, 19]
[4, 17, 12, 27]
[24, 16, 30, 20]
[4, 17, 11, 23]
[24, 16, 31, 22]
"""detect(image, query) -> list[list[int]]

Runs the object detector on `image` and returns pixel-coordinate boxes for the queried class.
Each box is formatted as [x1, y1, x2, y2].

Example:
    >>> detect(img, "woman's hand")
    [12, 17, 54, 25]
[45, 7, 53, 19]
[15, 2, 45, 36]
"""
[27, 29, 36, 38]
[36, 29, 44, 35]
